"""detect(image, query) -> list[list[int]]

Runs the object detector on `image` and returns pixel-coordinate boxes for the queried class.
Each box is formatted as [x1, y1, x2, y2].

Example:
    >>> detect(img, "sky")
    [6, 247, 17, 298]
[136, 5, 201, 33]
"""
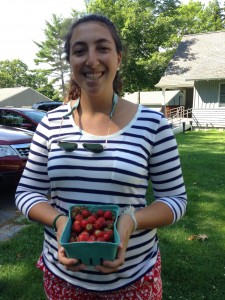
[0, 0, 222, 70]
[0, 0, 86, 68]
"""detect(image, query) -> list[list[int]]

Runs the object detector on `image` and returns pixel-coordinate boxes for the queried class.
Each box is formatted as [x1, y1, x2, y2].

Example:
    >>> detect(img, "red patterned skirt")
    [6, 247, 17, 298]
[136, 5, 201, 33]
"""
[37, 253, 162, 300]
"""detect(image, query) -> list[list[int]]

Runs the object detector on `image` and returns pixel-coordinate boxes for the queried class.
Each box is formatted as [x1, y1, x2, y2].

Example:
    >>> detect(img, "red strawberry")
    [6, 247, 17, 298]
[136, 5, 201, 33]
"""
[94, 229, 104, 238]
[88, 234, 97, 241]
[104, 210, 113, 220]
[77, 231, 90, 242]
[81, 219, 89, 229]
[81, 209, 91, 218]
[72, 221, 82, 233]
[103, 232, 113, 242]
[97, 209, 104, 217]
[88, 215, 96, 224]
[75, 214, 83, 222]
[94, 219, 104, 230]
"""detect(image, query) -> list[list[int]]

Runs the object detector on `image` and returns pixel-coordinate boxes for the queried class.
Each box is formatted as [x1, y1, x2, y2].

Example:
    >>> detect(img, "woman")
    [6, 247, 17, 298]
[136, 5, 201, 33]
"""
[15, 14, 187, 299]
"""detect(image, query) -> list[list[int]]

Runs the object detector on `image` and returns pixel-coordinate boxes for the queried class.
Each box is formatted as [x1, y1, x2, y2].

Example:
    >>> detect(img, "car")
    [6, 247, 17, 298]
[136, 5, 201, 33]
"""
[0, 125, 33, 187]
[31, 101, 63, 112]
[0, 108, 46, 131]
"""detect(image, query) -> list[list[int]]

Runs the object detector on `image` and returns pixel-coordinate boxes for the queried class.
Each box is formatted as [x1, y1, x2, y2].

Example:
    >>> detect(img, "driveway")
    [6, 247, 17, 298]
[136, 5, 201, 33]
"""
[0, 187, 18, 226]
[0, 187, 27, 241]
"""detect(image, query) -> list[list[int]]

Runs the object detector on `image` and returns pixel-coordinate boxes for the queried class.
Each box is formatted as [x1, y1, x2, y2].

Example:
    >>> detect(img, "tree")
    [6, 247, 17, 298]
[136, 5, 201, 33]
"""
[0, 59, 57, 99]
[87, 0, 225, 92]
[87, 0, 181, 92]
[34, 14, 72, 96]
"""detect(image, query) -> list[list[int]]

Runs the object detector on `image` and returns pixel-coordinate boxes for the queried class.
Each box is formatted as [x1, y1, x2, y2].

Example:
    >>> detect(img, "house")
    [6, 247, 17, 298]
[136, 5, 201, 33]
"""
[124, 90, 184, 113]
[0, 87, 52, 108]
[155, 31, 225, 128]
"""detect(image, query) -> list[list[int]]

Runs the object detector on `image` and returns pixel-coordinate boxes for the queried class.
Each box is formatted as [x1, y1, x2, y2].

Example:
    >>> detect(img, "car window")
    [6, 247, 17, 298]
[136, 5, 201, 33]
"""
[0, 111, 30, 127]
[23, 110, 46, 122]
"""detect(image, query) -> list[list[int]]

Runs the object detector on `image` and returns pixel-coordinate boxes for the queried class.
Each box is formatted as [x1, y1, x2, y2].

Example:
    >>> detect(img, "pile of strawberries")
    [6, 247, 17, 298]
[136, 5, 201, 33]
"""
[69, 206, 116, 243]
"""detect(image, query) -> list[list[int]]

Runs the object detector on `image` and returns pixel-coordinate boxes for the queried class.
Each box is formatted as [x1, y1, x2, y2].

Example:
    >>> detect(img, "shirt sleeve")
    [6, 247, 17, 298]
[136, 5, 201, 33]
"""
[15, 115, 51, 218]
[149, 115, 187, 223]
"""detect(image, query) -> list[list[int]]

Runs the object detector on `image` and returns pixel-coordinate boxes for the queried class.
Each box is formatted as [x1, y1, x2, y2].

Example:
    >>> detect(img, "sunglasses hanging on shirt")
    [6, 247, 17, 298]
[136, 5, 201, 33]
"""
[57, 93, 118, 153]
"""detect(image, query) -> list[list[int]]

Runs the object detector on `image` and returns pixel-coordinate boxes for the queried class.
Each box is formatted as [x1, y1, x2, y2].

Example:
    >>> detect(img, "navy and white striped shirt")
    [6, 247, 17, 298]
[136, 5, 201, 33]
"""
[15, 103, 187, 292]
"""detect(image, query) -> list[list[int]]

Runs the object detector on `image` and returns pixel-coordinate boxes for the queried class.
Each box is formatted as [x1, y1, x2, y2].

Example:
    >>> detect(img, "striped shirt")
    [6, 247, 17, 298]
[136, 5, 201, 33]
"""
[15, 102, 187, 292]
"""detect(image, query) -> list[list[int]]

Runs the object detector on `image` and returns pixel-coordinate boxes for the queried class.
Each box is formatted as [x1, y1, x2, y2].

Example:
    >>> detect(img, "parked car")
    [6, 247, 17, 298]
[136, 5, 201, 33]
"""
[32, 101, 63, 112]
[0, 125, 33, 187]
[0, 108, 46, 132]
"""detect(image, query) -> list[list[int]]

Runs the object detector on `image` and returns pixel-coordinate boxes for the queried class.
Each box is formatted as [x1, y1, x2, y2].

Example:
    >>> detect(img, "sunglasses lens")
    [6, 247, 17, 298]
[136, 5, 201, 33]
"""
[58, 142, 78, 152]
[83, 143, 104, 153]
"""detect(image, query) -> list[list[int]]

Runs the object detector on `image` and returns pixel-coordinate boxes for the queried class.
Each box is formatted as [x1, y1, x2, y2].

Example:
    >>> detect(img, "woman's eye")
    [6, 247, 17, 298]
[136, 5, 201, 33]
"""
[99, 46, 109, 52]
[73, 49, 85, 56]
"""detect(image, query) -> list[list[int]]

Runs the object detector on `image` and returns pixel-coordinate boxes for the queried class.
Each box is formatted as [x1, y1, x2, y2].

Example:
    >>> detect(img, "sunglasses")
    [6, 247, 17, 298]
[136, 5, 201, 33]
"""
[58, 141, 105, 153]
[57, 93, 118, 154]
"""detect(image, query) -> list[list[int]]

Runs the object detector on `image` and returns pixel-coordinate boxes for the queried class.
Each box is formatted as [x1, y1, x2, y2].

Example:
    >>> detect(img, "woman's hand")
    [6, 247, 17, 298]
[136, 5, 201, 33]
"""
[95, 214, 134, 273]
[56, 216, 86, 272]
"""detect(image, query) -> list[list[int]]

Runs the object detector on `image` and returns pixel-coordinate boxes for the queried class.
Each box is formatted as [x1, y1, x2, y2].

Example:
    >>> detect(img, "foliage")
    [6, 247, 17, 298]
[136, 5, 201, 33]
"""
[87, 0, 225, 93]
[34, 14, 73, 97]
[0, 59, 57, 99]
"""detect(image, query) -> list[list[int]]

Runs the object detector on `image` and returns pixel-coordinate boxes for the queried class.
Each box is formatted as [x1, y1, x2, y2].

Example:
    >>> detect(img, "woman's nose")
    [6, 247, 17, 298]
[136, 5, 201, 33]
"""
[86, 49, 99, 67]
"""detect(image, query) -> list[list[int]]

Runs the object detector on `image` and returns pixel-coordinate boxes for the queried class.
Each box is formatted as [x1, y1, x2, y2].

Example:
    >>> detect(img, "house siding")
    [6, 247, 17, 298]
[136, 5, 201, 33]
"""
[193, 81, 220, 109]
[192, 108, 225, 128]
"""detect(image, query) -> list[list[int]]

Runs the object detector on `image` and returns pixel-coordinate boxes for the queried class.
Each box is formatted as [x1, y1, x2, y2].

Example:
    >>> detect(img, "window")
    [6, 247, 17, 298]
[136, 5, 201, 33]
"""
[220, 83, 225, 104]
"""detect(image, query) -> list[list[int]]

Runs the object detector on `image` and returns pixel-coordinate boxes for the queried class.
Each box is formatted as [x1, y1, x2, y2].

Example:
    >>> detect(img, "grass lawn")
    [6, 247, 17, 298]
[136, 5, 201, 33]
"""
[0, 129, 225, 300]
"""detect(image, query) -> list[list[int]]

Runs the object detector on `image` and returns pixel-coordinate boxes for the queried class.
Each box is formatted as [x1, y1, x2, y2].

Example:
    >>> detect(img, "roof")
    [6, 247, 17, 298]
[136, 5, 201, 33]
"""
[0, 87, 29, 102]
[124, 90, 182, 105]
[155, 31, 225, 89]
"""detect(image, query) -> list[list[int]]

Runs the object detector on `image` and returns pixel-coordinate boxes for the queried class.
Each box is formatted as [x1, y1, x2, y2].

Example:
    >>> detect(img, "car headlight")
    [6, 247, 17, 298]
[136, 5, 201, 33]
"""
[0, 145, 18, 157]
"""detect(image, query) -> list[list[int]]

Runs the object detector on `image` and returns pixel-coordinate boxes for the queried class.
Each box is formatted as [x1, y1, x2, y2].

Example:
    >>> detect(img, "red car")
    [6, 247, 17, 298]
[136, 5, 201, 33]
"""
[0, 125, 33, 187]
[0, 108, 46, 132]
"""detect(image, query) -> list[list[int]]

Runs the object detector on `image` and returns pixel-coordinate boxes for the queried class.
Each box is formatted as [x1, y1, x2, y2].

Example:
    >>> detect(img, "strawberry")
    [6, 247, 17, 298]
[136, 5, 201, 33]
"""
[75, 214, 83, 222]
[88, 234, 97, 241]
[88, 215, 96, 224]
[105, 219, 114, 229]
[94, 219, 104, 230]
[103, 232, 113, 242]
[86, 223, 93, 233]
[97, 209, 104, 217]
[77, 231, 90, 241]
[104, 210, 113, 220]
[81, 219, 88, 229]
[81, 209, 91, 218]
[94, 229, 104, 238]
[72, 221, 82, 233]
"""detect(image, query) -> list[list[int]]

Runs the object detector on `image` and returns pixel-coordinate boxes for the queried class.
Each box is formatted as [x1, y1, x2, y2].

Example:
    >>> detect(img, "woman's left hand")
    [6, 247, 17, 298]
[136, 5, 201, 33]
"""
[95, 214, 134, 273]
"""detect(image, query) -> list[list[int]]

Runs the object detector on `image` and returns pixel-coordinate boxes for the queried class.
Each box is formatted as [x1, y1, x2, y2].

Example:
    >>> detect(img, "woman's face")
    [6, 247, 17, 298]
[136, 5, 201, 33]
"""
[69, 21, 122, 96]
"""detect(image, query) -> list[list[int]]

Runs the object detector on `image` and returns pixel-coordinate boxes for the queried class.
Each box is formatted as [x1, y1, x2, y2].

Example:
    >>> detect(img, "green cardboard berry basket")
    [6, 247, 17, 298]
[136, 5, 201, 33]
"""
[60, 204, 120, 265]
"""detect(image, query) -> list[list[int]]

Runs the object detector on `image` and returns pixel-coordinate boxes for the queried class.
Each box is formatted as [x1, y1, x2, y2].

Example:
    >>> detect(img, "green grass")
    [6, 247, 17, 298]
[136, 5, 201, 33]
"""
[0, 129, 225, 299]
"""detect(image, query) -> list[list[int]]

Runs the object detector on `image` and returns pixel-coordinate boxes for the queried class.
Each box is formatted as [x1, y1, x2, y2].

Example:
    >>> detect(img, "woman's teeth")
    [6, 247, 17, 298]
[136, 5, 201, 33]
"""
[85, 73, 102, 80]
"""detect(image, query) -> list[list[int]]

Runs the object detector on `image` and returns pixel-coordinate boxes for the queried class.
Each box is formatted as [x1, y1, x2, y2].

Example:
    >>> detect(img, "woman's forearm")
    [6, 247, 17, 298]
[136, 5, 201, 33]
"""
[135, 201, 174, 230]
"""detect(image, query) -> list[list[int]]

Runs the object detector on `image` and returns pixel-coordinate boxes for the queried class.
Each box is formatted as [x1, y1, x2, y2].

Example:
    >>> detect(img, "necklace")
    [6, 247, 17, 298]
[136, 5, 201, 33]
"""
[63, 93, 118, 120]
[58, 93, 119, 153]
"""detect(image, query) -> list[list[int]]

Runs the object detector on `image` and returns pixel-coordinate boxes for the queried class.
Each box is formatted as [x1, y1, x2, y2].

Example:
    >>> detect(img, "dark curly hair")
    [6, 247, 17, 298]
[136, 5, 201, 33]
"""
[64, 14, 123, 102]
